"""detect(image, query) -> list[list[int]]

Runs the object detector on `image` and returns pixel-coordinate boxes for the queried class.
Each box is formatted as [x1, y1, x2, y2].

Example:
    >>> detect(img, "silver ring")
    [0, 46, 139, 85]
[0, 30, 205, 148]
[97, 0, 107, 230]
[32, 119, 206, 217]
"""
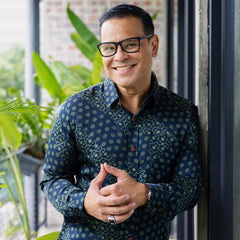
[108, 215, 116, 225]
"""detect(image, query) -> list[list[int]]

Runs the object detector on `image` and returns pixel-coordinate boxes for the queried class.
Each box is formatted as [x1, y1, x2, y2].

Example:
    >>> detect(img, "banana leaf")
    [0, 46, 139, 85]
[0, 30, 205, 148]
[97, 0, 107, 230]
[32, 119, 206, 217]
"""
[33, 52, 63, 103]
[70, 33, 96, 62]
[89, 50, 103, 86]
[49, 60, 86, 90]
[69, 65, 91, 82]
[67, 3, 99, 49]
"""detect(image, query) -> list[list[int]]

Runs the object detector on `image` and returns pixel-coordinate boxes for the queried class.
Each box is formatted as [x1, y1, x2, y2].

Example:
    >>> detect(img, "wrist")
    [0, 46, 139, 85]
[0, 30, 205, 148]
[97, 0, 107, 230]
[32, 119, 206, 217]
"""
[136, 183, 150, 207]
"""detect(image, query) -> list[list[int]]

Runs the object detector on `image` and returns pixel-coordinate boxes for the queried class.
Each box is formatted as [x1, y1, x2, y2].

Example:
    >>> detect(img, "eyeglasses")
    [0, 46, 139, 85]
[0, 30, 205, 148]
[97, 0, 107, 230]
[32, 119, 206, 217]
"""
[97, 35, 153, 57]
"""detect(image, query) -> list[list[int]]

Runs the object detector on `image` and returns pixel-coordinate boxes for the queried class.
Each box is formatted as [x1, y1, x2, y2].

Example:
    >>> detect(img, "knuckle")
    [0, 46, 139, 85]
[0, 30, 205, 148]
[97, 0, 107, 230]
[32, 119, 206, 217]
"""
[98, 207, 106, 216]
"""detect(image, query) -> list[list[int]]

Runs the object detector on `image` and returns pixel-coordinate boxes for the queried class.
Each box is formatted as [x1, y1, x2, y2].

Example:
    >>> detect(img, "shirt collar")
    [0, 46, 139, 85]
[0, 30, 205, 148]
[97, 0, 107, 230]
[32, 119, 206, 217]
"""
[105, 78, 119, 108]
[104, 71, 161, 108]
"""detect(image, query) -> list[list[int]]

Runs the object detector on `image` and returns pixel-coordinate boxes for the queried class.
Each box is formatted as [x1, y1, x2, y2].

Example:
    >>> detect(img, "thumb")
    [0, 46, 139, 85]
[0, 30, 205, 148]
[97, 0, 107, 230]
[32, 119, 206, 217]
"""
[92, 164, 107, 189]
[103, 163, 126, 181]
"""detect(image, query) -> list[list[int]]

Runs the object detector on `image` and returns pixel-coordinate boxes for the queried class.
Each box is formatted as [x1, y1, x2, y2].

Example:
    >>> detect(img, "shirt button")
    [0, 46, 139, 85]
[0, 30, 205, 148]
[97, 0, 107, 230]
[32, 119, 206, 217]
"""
[131, 146, 136, 152]
[132, 117, 136, 122]
[128, 238, 132, 240]
[153, 208, 157, 212]
[117, 101, 120, 106]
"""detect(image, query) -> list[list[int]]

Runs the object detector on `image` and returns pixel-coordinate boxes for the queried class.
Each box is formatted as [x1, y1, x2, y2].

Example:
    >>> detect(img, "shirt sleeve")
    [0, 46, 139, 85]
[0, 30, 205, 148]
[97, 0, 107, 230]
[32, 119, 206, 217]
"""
[144, 104, 204, 221]
[40, 100, 88, 218]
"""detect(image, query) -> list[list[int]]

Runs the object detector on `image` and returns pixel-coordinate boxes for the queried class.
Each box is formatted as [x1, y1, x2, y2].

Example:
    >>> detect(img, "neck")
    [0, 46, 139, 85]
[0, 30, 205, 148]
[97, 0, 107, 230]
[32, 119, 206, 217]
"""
[118, 85, 150, 115]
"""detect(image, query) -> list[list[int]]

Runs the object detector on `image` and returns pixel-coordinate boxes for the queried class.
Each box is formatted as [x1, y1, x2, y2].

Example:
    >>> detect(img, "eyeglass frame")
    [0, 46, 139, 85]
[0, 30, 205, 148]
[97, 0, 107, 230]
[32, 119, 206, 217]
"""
[97, 34, 153, 57]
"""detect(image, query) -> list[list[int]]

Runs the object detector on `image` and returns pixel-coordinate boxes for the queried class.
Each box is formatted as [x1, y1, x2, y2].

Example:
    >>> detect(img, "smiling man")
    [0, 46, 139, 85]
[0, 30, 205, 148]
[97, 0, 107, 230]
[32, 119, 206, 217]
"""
[40, 4, 203, 240]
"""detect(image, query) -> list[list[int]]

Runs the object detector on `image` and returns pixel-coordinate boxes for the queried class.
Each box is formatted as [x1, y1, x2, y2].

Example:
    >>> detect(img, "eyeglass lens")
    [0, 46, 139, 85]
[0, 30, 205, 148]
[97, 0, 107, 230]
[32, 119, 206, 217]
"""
[100, 38, 139, 57]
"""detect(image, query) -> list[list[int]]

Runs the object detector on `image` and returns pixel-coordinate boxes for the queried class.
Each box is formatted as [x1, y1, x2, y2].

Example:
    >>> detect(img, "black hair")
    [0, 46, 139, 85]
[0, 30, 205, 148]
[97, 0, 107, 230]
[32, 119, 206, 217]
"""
[99, 4, 154, 35]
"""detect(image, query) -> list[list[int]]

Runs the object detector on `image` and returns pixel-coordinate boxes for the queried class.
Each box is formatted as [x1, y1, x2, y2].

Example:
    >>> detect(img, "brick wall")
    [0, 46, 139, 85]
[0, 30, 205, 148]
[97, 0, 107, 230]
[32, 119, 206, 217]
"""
[42, 0, 167, 85]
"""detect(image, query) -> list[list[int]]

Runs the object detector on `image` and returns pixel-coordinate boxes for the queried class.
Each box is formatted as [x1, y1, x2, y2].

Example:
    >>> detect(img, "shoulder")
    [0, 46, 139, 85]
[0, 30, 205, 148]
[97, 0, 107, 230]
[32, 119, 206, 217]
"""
[157, 85, 198, 118]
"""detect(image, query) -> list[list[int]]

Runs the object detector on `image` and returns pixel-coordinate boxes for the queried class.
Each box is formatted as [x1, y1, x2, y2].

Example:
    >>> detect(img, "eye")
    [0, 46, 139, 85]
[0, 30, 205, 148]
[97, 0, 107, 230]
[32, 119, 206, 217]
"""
[123, 40, 138, 50]
[102, 44, 115, 52]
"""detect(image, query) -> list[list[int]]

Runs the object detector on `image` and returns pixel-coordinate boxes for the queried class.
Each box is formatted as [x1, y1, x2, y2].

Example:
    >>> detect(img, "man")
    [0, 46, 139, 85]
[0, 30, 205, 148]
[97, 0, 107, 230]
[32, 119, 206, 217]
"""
[40, 4, 203, 240]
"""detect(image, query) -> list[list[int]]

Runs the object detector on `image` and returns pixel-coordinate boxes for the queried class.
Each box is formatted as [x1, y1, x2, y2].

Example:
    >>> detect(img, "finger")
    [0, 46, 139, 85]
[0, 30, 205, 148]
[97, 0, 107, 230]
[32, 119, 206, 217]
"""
[99, 183, 117, 196]
[100, 193, 130, 206]
[103, 163, 126, 180]
[107, 202, 136, 216]
[92, 164, 107, 189]
[100, 182, 127, 197]
[105, 209, 135, 224]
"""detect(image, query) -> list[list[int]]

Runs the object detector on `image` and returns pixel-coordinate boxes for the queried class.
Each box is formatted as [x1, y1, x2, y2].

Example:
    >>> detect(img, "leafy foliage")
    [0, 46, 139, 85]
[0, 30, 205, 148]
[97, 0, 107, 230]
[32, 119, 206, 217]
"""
[0, 45, 25, 98]
[35, 232, 60, 240]
[33, 4, 103, 105]
[0, 98, 39, 239]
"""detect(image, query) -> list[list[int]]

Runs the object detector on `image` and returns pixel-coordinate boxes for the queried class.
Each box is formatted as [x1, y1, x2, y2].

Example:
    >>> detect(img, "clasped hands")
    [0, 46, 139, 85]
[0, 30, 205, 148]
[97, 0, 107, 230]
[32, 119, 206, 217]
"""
[84, 163, 149, 224]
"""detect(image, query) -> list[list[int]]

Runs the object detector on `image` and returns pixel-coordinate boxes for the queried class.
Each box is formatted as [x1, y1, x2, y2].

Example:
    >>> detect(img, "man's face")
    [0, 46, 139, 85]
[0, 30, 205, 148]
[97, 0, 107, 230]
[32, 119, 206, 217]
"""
[100, 16, 159, 94]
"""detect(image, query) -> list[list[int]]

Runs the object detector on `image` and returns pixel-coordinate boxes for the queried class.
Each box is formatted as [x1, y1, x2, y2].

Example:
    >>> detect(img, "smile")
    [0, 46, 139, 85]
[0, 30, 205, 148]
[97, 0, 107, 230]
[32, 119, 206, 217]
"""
[114, 64, 136, 71]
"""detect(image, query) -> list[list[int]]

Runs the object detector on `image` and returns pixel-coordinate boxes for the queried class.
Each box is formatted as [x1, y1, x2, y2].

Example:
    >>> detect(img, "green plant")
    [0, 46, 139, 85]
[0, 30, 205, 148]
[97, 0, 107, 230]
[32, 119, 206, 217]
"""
[0, 45, 25, 98]
[0, 173, 7, 207]
[35, 232, 60, 240]
[33, 3, 103, 105]
[0, 98, 49, 239]
[4, 87, 54, 159]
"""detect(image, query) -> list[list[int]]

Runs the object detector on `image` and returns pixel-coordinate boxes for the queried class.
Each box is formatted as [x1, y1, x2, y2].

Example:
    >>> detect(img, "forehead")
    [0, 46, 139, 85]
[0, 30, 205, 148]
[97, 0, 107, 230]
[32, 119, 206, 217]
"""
[100, 16, 145, 42]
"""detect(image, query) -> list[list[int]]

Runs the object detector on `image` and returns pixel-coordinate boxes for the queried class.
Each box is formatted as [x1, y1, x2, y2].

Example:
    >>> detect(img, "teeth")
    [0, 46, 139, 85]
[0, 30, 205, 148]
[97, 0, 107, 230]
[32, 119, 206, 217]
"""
[116, 65, 132, 70]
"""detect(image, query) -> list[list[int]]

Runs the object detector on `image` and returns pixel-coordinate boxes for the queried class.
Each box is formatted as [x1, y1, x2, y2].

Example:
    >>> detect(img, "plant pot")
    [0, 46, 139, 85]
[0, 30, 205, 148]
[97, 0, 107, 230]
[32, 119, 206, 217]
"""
[18, 153, 43, 176]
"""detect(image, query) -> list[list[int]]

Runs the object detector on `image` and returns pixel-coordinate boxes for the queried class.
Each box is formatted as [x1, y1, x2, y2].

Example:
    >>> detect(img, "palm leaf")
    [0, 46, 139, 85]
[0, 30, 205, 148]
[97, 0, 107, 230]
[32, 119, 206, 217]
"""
[0, 115, 21, 150]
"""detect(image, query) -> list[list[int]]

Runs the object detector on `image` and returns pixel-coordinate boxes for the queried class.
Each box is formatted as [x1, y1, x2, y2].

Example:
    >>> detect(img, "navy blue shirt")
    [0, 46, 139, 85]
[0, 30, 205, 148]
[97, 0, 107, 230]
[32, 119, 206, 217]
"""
[40, 72, 203, 240]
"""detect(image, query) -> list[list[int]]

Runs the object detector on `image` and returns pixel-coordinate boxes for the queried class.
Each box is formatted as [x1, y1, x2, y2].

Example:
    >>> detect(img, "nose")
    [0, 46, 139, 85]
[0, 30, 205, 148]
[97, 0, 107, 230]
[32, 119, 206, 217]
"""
[114, 44, 129, 61]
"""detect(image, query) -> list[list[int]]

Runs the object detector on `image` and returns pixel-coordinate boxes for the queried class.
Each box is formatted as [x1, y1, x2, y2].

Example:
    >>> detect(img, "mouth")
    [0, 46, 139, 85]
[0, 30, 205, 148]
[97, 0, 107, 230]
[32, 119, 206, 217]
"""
[113, 64, 136, 72]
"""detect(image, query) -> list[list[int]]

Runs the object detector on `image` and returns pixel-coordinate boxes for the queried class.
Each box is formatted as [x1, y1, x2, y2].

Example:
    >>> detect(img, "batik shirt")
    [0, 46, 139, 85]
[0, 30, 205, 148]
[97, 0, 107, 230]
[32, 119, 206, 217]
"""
[40, 72, 203, 240]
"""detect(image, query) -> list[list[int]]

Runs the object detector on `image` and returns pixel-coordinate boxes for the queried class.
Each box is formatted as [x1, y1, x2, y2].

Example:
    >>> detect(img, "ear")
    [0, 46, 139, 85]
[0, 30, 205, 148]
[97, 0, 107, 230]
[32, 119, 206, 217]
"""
[151, 34, 159, 57]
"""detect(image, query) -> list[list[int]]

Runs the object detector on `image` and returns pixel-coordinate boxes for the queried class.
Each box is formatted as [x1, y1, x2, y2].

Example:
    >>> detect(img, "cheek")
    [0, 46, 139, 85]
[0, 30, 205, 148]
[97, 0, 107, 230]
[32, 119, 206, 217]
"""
[102, 59, 112, 73]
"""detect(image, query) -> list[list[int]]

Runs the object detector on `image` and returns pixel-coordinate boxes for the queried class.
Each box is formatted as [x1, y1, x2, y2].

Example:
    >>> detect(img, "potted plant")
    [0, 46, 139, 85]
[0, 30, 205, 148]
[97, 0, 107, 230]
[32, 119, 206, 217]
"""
[0, 97, 48, 239]
[3, 87, 55, 176]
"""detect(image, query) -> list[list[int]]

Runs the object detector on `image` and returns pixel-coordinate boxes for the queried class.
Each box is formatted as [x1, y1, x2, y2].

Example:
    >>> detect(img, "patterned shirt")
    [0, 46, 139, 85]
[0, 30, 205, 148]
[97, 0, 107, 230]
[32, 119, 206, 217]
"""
[40, 72, 203, 240]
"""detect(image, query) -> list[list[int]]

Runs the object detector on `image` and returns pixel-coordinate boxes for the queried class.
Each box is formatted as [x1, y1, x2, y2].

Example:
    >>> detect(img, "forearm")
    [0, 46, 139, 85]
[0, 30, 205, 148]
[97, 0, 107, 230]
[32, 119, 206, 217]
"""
[144, 175, 203, 220]
[40, 171, 88, 218]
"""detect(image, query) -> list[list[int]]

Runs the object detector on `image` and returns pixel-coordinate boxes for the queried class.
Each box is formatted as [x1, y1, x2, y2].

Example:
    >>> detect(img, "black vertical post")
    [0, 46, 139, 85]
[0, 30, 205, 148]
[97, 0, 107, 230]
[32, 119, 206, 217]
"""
[177, 0, 196, 239]
[177, 0, 185, 98]
[208, 0, 235, 239]
[167, 0, 175, 91]
[187, 0, 195, 103]
[208, 0, 222, 238]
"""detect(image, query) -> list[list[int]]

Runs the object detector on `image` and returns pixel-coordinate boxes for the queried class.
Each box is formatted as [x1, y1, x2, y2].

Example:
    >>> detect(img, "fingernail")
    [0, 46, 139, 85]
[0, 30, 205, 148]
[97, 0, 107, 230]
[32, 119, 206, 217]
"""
[125, 195, 130, 200]
[132, 202, 136, 208]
